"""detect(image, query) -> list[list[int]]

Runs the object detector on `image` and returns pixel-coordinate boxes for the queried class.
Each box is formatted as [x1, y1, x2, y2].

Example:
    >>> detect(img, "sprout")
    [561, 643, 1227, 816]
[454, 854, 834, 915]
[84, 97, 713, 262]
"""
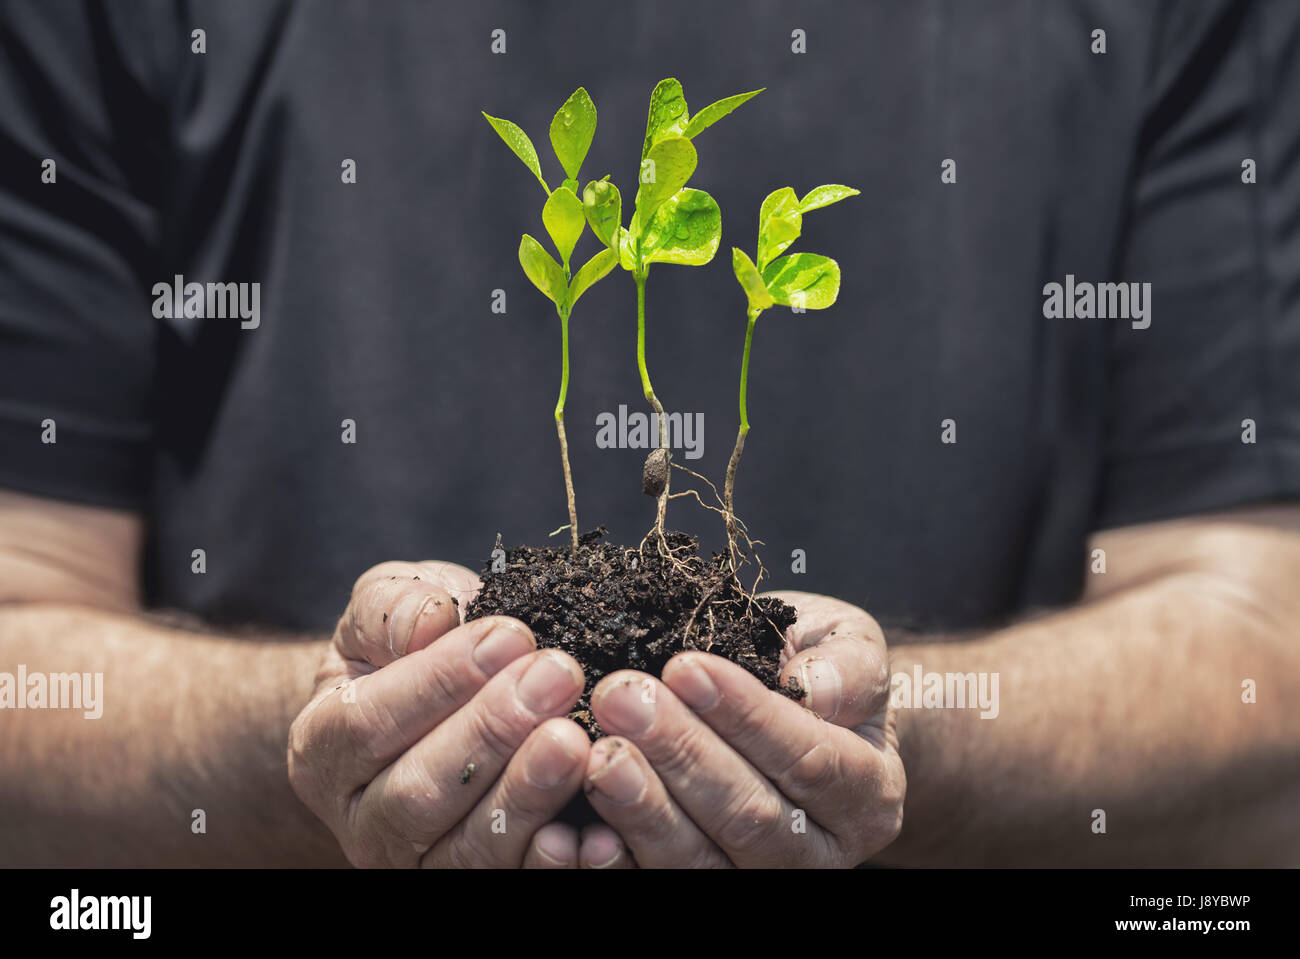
[581, 78, 762, 552]
[725, 184, 859, 566]
[483, 88, 619, 553]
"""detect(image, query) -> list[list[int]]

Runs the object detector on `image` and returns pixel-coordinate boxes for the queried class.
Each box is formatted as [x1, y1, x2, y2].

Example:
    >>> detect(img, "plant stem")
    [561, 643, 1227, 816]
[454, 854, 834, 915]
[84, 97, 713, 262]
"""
[555, 300, 579, 554]
[724, 309, 760, 563]
[635, 269, 671, 534]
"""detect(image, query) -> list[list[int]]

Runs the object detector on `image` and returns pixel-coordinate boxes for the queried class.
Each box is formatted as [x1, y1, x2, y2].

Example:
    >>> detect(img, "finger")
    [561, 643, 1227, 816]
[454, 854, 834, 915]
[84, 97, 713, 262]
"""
[783, 637, 890, 728]
[424, 718, 590, 868]
[582, 736, 728, 869]
[408, 560, 483, 616]
[767, 590, 885, 655]
[577, 822, 638, 869]
[523, 822, 581, 869]
[337, 563, 467, 667]
[289, 616, 536, 806]
[351, 649, 584, 867]
[590, 671, 810, 868]
[765, 591, 890, 728]
[662, 652, 891, 833]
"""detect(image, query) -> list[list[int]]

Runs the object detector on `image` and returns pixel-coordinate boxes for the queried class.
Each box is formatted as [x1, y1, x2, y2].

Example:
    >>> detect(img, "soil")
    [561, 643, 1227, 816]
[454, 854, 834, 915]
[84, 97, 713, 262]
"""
[465, 527, 802, 739]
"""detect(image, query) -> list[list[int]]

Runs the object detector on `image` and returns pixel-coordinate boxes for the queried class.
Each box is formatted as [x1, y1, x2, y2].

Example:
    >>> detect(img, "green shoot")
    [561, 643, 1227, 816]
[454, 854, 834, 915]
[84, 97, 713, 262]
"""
[483, 88, 619, 553]
[725, 183, 859, 567]
[580, 78, 762, 552]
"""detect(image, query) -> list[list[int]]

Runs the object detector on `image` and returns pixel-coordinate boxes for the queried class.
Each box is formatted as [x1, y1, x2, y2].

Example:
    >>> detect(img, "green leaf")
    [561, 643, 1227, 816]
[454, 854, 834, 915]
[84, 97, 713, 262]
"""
[568, 247, 619, 307]
[582, 178, 622, 250]
[641, 78, 690, 159]
[618, 227, 637, 271]
[632, 136, 697, 237]
[682, 88, 763, 139]
[550, 87, 597, 181]
[798, 184, 860, 213]
[756, 187, 802, 270]
[761, 252, 841, 310]
[482, 112, 549, 194]
[542, 187, 586, 266]
[731, 248, 774, 311]
[640, 189, 721, 267]
[518, 233, 568, 306]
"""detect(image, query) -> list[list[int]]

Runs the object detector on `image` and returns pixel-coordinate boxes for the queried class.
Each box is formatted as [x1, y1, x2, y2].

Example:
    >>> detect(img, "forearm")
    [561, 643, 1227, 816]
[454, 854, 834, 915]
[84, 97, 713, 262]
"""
[0, 603, 347, 866]
[880, 569, 1300, 866]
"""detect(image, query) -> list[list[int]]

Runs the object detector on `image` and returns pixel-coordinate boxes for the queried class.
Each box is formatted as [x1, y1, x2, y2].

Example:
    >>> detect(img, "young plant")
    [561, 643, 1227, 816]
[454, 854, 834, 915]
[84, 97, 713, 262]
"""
[580, 78, 762, 548]
[726, 184, 860, 564]
[483, 88, 620, 553]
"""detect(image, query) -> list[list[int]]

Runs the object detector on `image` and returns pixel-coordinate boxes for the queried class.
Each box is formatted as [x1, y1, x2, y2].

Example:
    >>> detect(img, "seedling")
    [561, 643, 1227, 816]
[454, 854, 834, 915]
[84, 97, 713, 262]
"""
[482, 88, 620, 552]
[470, 80, 850, 752]
[580, 78, 762, 554]
[725, 184, 859, 566]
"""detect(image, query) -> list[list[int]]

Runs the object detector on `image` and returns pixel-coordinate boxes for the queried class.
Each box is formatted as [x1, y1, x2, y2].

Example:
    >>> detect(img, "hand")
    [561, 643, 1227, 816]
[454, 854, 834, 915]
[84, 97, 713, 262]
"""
[288, 560, 591, 867]
[578, 591, 904, 867]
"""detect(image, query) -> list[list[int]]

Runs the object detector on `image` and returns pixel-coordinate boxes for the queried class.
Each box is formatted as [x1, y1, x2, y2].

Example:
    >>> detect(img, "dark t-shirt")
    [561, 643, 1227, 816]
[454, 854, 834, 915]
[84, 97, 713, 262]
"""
[1, 1, 1297, 633]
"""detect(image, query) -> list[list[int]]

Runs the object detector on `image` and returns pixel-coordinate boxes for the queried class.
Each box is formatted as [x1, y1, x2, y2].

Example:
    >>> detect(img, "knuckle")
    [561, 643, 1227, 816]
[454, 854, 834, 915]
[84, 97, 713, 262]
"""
[649, 720, 711, 784]
[374, 759, 440, 842]
[682, 838, 730, 869]
[466, 699, 532, 764]
[494, 764, 554, 825]
[417, 654, 470, 708]
[715, 784, 783, 854]
[779, 740, 840, 798]
[437, 827, 497, 870]
[350, 689, 401, 766]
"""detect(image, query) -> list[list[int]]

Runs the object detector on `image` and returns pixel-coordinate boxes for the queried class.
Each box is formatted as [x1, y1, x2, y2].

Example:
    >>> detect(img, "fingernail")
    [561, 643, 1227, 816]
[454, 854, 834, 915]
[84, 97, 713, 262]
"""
[585, 832, 625, 869]
[587, 744, 646, 805]
[594, 677, 656, 738]
[472, 622, 535, 676]
[670, 658, 719, 711]
[517, 651, 580, 715]
[535, 828, 574, 867]
[525, 728, 581, 789]
[386, 592, 431, 658]
[800, 656, 842, 720]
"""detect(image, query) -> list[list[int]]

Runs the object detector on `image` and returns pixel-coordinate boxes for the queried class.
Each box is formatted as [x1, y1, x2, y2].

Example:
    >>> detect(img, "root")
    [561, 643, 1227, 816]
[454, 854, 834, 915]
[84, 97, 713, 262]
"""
[555, 416, 580, 554]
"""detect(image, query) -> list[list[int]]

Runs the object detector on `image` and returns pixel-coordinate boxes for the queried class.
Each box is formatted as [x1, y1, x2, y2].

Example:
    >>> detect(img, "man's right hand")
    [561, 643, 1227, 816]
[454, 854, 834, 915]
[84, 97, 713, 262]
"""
[288, 560, 590, 867]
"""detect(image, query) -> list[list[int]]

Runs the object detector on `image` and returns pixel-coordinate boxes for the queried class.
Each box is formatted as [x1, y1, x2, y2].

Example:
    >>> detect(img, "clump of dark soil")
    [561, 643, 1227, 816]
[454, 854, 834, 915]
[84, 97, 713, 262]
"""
[465, 528, 801, 738]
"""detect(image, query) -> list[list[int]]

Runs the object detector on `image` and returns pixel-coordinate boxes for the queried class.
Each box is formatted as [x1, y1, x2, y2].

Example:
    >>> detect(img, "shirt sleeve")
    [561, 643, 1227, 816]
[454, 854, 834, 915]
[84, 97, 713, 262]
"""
[0, 2, 171, 509]
[1094, 0, 1300, 529]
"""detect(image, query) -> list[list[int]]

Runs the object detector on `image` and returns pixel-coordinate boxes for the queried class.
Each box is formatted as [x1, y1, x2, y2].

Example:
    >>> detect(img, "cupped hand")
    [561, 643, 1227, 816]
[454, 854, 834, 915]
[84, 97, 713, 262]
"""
[577, 591, 904, 867]
[288, 560, 592, 867]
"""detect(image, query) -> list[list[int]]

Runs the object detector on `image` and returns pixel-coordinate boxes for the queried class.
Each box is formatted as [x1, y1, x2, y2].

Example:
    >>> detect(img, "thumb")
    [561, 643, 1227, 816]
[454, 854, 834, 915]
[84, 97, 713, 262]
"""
[336, 560, 483, 667]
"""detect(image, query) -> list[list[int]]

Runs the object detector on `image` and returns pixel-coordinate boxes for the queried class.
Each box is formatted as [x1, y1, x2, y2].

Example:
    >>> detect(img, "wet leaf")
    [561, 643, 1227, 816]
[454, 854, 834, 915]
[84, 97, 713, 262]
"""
[641, 78, 690, 159]
[582, 177, 622, 251]
[482, 112, 549, 194]
[756, 187, 802, 270]
[631, 136, 697, 237]
[569, 247, 619, 306]
[519, 233, 568, 306]
[732, 247, 774, 311]
[798, 183, 860, 213]
[542, 187, 586, 266]
[761, 252, 841, 310]
[682, 88, 763, 139]
[640, 189, 721, 266]
[550, 87, 597, 181]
